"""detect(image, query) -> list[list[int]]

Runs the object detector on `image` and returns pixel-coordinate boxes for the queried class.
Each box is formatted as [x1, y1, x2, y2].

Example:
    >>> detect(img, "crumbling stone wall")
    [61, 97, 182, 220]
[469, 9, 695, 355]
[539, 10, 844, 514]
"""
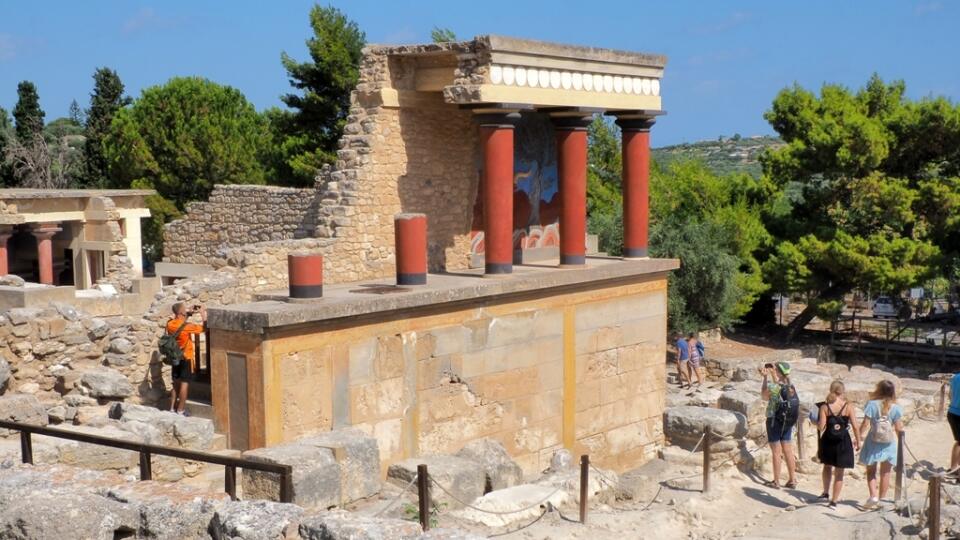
[163, 40, 484, 280]
[163, 185, 321, 265]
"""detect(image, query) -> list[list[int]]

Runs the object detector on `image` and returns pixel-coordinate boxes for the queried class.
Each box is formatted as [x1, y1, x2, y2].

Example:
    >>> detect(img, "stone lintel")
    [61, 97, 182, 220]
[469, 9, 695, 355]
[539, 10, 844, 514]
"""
[208, 257, 679, 333]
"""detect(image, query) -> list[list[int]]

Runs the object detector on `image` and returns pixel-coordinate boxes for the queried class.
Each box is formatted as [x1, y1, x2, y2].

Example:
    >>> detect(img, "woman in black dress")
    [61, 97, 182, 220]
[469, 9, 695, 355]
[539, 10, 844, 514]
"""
[817, 381, 861, 508]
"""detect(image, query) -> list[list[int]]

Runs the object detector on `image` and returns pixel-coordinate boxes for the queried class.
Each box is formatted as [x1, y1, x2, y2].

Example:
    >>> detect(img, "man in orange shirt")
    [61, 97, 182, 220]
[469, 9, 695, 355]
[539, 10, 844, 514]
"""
[166, 302, 207, 415]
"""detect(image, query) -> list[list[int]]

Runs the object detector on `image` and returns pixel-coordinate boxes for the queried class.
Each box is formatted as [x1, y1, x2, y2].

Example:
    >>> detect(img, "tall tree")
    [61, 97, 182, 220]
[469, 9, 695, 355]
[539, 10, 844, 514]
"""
[277, 4, 365, 185]
[430, 27, 457, 43]
[12, 81, 44, 142]
[67, 99, 85, 126]
[760, 75, 944, 342]
[0, 107, 14, 186]
[84, 67, 131, 186]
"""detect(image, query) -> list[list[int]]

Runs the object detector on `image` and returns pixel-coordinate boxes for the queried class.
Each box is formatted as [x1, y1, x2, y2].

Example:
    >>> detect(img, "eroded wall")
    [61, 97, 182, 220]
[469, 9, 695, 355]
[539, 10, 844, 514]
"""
[211, 276, 667, 474]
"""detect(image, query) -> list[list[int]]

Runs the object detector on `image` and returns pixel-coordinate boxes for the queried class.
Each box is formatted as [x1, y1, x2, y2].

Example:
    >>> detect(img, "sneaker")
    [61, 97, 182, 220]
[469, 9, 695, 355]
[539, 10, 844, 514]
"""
[827, 501, 838, 510]
[862, 497, 879, 509]
[817, 492, 829, 500]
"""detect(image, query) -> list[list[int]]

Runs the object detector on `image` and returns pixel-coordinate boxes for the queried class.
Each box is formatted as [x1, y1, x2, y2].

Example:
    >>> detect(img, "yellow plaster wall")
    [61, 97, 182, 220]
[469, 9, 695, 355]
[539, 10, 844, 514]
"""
[212, 275, 668, 475]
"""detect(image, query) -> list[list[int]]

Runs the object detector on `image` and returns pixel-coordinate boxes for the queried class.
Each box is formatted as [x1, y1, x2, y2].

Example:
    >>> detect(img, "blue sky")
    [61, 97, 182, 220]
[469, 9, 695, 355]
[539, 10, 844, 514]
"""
[1, 1, 958, 147]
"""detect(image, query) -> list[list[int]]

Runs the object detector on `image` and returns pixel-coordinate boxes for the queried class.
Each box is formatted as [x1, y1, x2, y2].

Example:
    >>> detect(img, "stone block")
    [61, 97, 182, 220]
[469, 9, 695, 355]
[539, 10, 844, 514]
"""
[456, 438, 524, 492]
[0, 393, 49, 426]
[41, 425, 140, 470]
[78, 368, 134, 398]
[0, 358, 9, 391]
[242, 442, 341, 509]
[209, 500, 304, 540]
[387, 455, 485, 509]
[901, 377, 942, 396]
[300, 428, 381, 504]
[663, 406, 747, 450]
[298, 510, 422, 540]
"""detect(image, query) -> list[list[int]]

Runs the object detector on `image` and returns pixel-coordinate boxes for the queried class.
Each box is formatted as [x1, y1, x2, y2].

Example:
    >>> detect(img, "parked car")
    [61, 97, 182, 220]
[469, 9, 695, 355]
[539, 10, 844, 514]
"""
[872, 296, 901, 318]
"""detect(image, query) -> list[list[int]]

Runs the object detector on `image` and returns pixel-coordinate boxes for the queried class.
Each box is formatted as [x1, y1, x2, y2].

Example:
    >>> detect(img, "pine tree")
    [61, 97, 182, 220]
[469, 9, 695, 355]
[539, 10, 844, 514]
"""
[430, 27, 457, 43]
[83, 67, 130, 186]
[68, 99, 85, 126]
[12, 81, 44, 142]
[277, 4, 365, 185]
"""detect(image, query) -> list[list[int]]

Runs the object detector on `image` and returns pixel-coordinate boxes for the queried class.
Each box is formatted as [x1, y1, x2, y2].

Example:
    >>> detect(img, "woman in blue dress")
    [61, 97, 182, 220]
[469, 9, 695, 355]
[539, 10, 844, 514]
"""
[858, 379, 904, 509]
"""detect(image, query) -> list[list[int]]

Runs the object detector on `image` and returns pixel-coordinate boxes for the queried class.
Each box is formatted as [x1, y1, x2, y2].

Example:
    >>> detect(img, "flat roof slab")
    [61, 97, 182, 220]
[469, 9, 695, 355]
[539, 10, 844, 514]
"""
[208, 257, 679, 334]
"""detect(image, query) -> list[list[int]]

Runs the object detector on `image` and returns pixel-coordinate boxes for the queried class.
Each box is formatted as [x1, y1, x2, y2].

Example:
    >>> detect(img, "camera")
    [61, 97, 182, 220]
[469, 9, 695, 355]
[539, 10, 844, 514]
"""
[764, 363, 774, 369]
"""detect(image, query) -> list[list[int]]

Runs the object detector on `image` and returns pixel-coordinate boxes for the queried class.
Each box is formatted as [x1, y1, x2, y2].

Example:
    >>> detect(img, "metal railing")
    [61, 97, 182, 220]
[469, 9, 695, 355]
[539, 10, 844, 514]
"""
[0, 419, 292, 503]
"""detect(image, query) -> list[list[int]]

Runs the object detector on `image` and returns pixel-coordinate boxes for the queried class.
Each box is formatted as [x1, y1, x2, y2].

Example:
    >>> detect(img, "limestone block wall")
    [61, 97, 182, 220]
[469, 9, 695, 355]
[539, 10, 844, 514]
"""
[210, 276, 667, 475]
[163, 185, 320, 265]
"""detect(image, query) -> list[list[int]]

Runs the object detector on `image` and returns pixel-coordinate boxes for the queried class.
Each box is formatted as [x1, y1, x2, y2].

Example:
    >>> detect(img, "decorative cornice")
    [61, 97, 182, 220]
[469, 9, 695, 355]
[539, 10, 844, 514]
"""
[489, 65, 661, 97]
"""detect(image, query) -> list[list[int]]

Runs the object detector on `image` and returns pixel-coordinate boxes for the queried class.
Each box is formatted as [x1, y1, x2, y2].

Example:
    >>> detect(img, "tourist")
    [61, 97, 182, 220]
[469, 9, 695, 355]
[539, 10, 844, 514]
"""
[687, 332, 704, 388]
[674, 333, 691, 389]
[949, 372, 960, 477]
[166, 302, 207, 416]
[858, 379, 904, 509]
[817, 381, 860, 508]
[760, 362, 799, 489]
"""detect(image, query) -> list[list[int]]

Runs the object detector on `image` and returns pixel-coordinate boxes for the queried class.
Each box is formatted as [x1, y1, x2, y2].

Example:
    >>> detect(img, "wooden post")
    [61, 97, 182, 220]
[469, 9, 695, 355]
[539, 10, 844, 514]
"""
[279, 466, 294, 503]
[930, 475, 942, 540]
[703, 427, 712, 493]
[139, 450, 152, 481]
[225, 465, 237, 500]
[19, 431, 32, 464]
[417, 464, 430, 531]
[895, 431, 905, 502]
[797, 419, 805, 462]
[940, 383, 947, 418]
[580, 455, 590, 524]
[204, 327, 212, 374]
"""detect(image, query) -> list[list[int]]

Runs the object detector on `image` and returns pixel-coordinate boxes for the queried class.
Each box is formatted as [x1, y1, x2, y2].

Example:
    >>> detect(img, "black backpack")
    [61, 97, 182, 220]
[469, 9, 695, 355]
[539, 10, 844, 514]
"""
[821, 402, 849, 443]
[159, 320, 188, 367]
[777, 384, 800, 425]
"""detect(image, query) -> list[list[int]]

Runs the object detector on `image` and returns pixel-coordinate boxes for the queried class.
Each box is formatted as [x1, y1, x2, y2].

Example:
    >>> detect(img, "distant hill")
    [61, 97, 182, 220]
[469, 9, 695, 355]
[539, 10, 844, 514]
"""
[652, 135, 783, 177]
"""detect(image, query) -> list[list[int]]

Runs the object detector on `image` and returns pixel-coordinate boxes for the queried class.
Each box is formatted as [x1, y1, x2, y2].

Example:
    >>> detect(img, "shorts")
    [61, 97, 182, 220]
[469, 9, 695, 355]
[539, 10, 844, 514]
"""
[949, 412, 960, 442]
[689, 355, 701, 369]
[172, 359, 194, 382]
[766, 416, 795, 443]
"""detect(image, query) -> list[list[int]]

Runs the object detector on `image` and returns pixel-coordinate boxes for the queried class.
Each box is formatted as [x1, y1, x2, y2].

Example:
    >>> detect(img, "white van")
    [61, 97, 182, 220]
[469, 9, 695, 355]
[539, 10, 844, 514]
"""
[872, 296, 899, 318]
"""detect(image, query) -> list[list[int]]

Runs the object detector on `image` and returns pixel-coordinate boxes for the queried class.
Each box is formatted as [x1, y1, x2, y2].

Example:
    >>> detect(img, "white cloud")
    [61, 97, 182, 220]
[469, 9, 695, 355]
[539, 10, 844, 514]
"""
[122, 7, 158, 35]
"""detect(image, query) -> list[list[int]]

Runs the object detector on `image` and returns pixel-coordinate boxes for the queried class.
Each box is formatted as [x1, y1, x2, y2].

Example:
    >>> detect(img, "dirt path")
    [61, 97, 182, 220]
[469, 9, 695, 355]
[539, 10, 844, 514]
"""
[458, 414, 953, 539]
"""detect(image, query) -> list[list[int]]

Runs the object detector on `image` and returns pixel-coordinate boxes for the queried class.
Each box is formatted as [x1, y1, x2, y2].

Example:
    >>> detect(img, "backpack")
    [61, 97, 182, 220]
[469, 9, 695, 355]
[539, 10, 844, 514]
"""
[159, 320, 188, 367]
[695, 341, 705, 359]
[821, 402, 849, 444]
[776, 384, 801, 425]
[872, 404, 896, 444]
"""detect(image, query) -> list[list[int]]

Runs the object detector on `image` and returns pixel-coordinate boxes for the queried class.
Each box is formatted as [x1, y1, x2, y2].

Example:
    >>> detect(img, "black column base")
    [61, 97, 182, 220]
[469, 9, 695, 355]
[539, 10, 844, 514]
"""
[485, 262, 513, 275]
[560, 254, 587, 265]
[623, 247, 649, 258]
[397, 273, 427, 285]
[289, 284, 323, 298]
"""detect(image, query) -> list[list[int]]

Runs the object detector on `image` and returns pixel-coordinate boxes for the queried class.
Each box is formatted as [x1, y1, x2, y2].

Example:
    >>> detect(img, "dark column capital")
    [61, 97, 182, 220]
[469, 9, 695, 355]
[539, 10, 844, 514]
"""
[474, 111, 522, 129]
[550, 114, 594, 131]
[30, 222, 62, 239]
[614, 117, 656, 132]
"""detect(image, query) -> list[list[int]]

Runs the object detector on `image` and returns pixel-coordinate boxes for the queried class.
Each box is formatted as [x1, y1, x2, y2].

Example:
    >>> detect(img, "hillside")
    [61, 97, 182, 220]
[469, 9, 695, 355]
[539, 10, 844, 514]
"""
[652, 135, 783, 177]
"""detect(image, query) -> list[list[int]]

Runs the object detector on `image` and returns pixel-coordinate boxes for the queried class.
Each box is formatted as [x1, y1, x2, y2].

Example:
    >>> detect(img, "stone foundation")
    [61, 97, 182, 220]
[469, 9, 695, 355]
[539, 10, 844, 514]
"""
[208, 258, 675, 475]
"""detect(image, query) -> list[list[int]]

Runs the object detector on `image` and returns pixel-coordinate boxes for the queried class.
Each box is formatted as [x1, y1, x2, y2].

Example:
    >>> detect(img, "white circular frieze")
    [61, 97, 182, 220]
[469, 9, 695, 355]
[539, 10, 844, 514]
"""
[549, 70, 561, 89]
[490, 65, 503, 85]
[561, 71, 572, 90]
[613, 76, 623, 93]
[633, 78, 643, 95]
[602, 75, 613, 93]
[538, 69, 550, 88]
[652, 79, 661, 96]
[592, 74, 603, 92]
[623, 77, 633, 94]
[641, 78, 652, 95]
[515, 67, 527, 86]
[583, 73, 594, 91]
[503, 66, 515, 85]
[572, 72, 583, 90]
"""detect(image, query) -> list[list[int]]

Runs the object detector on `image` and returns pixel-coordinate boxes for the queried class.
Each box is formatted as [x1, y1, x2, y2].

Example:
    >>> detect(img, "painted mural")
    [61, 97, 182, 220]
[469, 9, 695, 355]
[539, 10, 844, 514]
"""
[471, 113, 561, 258]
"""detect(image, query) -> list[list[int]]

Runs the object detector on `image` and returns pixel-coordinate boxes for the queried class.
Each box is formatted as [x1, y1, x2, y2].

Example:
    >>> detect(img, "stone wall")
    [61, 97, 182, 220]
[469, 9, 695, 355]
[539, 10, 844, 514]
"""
[210, 276, 668, 475]
[163, 185, 321, 265]
[163, 41, 483, 281]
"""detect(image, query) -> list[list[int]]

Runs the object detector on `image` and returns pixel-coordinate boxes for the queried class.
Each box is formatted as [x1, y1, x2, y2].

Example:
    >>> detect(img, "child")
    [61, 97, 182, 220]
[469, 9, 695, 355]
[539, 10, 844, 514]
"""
[858, 379, 904, 509]
[817, 381, 860, 508]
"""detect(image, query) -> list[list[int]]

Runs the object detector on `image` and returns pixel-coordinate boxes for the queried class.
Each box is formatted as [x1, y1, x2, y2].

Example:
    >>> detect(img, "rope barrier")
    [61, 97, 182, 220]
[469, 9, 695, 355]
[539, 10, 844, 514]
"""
[428, 477, 566, 516]
[373, 473, 418, 518]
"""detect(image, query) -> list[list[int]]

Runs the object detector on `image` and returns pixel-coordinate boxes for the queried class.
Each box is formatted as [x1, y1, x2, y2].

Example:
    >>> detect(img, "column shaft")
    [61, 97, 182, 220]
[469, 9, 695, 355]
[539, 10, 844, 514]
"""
[0, 229, 12, 276]
[618, 118, 655, 258]
[478, 113, 520, 275]
[554, 117, 591, 266]
[32, 224, 61, 285]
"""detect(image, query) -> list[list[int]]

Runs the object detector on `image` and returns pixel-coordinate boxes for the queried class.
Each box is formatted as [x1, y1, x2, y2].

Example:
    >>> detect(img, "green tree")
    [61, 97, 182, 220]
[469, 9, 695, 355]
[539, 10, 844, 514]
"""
[0, 107, 14, 186]
[760, 75, 944, 341]
[430, 26, 457, 43]
[277, 4, 365, 185]
[84, 67, 131, 186]
[12, 81, 44, 142]
[68, 99, 85, 126]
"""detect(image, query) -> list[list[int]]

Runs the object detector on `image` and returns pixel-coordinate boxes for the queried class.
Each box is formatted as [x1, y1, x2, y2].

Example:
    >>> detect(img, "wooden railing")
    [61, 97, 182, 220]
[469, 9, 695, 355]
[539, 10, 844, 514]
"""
[192, 328, 212, 382]
[0, 419, 292, 502]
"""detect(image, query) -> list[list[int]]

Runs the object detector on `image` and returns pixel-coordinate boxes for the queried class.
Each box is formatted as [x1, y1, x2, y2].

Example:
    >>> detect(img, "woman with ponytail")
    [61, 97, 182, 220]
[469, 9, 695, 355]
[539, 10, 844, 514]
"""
[817, 381, 860, 508]
[858, 379, 904, 509]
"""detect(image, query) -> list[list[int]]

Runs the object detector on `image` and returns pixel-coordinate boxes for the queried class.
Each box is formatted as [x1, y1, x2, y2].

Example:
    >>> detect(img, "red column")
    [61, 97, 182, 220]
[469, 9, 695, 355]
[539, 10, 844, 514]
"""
[32, 223, 61, 285]
[288, 252, 324, 298]
[0, 227, 12, 276]
[395, 213, 427, 285]
[617, 117, 656, 258]
[477, 113, 520, 275]
[553, 116, 592, 266]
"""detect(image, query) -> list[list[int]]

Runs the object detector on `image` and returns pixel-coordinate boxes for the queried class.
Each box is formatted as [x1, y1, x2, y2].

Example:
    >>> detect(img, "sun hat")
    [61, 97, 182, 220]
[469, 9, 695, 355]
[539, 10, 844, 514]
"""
[776, 362, 791, 376]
